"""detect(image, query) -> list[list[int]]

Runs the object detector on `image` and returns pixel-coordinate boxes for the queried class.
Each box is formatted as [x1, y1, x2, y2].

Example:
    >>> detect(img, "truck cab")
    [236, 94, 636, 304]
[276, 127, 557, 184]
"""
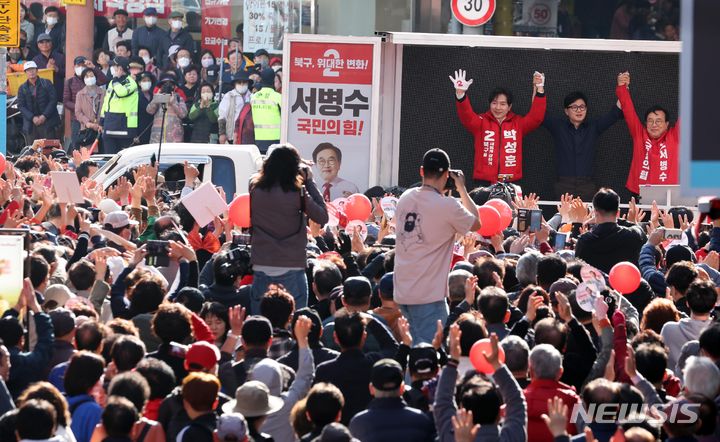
[91, 143, 263, 201]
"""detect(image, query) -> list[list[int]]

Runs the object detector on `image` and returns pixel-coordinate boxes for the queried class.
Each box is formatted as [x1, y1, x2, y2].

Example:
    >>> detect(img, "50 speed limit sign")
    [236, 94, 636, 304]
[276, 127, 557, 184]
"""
[451, 0, 496, 27]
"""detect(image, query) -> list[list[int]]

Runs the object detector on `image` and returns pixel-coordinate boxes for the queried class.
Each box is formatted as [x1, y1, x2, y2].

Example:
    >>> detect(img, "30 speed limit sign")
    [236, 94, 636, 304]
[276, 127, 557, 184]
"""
[451, 0, 496, 27]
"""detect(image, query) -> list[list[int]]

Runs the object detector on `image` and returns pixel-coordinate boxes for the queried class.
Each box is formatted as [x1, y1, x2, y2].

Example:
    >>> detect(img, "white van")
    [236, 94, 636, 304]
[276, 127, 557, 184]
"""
[91, 143, 263, 199]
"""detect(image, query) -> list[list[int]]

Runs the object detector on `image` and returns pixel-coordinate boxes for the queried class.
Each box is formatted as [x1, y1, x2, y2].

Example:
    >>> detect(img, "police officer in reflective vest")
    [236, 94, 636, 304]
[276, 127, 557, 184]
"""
[100, 57, 139, 155]
[251, 68, 282, 154]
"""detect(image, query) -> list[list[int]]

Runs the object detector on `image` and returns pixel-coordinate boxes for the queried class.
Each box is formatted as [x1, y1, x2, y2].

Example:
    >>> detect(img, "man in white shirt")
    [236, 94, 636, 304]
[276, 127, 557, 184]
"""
[103, 9, 133, 54]
[312, 143, 360, 201]
[394, 149, 480, 343]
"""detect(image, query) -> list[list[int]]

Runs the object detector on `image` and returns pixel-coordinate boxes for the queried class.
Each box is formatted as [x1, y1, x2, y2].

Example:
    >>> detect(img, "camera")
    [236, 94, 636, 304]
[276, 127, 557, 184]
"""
[699, 197, 720, 220]
[160, 81, 174, 94]
[146, 240, 170, 267]
[444, 170, 460, 191]
[232, 233, 251, 247]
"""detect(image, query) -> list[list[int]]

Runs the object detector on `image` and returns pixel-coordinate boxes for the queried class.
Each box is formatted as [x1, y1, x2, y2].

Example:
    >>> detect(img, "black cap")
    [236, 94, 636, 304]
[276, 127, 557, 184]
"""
[128, 55, 145, 69]
[665, 245, 695, 267]
[113, 9, 128, 16]
[231, 70, 253, 87]
[111, 56, 130, 71]
[259, 68, 276, 87]
[73, 56, 87, 66]
[409, 343, 439, 374]
[371, 358, 404, 391]
[254, 48, 270, 58]
[422, 148, 450, 174]
[158, 72, 178, 85]
[342, 276, 372, 303]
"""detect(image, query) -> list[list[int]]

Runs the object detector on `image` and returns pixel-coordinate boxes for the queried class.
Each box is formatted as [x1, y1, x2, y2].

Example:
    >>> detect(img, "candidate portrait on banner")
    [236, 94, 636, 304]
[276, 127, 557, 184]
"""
[312, 142, 360, 201]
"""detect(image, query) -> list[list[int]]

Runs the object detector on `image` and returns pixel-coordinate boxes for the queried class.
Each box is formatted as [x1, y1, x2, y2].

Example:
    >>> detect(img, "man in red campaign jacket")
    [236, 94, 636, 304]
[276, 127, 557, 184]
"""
[616, 71, 680, 195]
[450, 69, 547, 183]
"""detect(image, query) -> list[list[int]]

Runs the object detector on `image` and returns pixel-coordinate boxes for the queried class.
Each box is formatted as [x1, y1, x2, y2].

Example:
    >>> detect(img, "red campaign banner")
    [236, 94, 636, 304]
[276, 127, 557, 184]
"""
[289, 42, 373, 85]
[200, 0, 232, 55]
[94, 0, 171, 18]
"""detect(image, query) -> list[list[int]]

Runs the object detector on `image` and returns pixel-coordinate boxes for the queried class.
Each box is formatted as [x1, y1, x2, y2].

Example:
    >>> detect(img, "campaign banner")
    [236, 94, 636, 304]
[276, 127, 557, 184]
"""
[94, 0, 170, 18]
[286, 41, 375, 197]
[243, 0, 300, 54]
[201, 0, 232, 56]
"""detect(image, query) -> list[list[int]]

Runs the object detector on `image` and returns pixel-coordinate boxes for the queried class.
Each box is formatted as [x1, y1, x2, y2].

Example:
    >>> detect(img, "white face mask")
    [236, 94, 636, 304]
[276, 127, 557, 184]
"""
[46, 16, 58, 26]
[177, 57, 190, 68]
[236, 84, 248, 94]
[140, 81, 152, 92]
[144, 16, 157, 26]
[170, 20, 182, 30]
[84, 76, 97, 86]
[272, 65, 281, 72]
[142, 56, 151, 65]
[75, 66, 84, 76]
[201, 57, 213, 68]
[201, 92, 213, 101]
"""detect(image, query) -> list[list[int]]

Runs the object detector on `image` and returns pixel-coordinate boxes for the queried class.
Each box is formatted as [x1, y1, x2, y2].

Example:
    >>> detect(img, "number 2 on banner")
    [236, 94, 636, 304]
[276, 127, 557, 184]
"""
[452, 0, 496, 27]
[323, 49, 340, 77]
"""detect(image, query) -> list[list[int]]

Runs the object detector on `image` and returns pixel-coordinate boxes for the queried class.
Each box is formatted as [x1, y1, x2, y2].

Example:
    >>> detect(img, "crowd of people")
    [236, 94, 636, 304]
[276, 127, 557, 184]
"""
[0, 138, 719, 442]
[9, 4, 282, 155]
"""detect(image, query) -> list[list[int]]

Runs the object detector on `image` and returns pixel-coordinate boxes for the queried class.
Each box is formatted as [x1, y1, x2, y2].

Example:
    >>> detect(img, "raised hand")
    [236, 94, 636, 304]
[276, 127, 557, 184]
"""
[533, 71, 545, 93]
[541, 396, 569, 438]
[452, 409, 480, 442]
[449, 69, 474, 95]
[397, 316, 413, 347]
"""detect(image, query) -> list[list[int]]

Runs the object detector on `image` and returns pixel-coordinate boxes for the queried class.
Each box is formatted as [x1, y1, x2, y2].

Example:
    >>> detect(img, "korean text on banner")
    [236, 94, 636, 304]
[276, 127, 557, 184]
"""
[94, 0, 169, 18]
[201, 0, 231, 55]
[243, 0, 301, 54]
[287, 41, 374, 195]
[0, 235, 24, 312]
[0, 0, 20, 48]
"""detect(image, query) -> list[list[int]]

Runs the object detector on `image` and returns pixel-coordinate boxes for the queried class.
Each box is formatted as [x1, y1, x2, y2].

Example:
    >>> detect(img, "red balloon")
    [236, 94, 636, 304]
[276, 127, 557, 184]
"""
[477, 205, 501, 237]
[0, 153, 5, 174]
[344, 194, 372, 222]
[485, 199, 513, 230]
[609, 261, 641, 294]
[469, 339, 506, 374]
[228, 194, 251, 228]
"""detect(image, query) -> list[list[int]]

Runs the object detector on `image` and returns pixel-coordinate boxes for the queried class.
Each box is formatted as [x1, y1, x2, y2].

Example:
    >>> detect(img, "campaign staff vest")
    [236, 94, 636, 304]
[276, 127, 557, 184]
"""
[251, 87, 282, 140]
[101, 76, 139, 136]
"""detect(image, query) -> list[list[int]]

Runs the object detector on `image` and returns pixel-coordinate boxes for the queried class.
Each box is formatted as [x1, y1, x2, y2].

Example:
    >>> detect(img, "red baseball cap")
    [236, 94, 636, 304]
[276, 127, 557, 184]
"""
[184, 341, 221, 372]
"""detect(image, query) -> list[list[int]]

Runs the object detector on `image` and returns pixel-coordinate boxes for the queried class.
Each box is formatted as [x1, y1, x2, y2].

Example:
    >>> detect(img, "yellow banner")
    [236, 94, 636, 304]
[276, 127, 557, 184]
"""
[0, 0, 19, 48]
[63, 0, 87, 5]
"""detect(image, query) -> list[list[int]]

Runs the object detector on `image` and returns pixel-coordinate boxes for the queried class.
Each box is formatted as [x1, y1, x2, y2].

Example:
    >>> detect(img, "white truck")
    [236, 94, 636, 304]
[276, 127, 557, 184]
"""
[90, 143, 264, 199]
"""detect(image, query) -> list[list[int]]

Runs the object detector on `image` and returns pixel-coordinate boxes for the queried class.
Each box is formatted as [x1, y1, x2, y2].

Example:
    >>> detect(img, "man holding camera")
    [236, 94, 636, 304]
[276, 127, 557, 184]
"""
[394, 149, 480, 343]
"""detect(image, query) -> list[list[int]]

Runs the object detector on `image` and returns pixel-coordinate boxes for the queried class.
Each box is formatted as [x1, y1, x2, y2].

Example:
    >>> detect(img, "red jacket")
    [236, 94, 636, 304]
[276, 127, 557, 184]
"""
[456, 94, 546, 182]
[616, 85, 680, 194]
[524, 379, 580, 442]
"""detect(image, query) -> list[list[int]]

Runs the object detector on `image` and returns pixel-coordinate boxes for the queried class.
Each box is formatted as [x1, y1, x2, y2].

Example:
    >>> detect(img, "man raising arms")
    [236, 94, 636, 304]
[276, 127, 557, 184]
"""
[451, 69, 547, 185]
[616, 71, 680, 196]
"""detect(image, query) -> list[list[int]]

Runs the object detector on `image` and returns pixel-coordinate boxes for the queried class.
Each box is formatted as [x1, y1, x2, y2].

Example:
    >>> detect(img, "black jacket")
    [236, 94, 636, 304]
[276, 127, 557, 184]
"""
[349, 397, 436, 442]
[168, 28, 195, 54]
[132, 26, 170, 68]
[575, 221, 645, 273]
[314, 318, 399, 424]
[277, 343, 340, 371]
[17, 78, 60, 133]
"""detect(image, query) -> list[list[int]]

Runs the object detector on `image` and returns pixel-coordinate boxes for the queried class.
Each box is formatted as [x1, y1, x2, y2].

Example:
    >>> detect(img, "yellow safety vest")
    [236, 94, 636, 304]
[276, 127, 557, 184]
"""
[251, 87, 282, 141]
[100, 76, 139, 132]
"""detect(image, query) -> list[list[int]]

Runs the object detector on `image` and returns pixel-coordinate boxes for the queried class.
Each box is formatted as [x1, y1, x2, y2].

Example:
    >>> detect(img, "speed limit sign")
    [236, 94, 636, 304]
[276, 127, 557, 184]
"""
[451, 0, 496, 27]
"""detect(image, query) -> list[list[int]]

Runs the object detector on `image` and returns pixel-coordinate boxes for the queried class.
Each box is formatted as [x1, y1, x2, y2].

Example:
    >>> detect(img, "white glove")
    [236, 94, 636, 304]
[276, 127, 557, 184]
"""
[449, 69, 474, 93]
[533, 71, 545, 88]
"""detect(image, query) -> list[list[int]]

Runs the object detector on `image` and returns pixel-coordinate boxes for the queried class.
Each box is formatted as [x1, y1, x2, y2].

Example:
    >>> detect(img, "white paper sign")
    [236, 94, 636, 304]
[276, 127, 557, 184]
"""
[576, 282, 600, 313]
[0, 235, 25, 309]
[179, 182, 228, 228]
[50, 171, 85, 204]
[380, 196, 398, 220]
